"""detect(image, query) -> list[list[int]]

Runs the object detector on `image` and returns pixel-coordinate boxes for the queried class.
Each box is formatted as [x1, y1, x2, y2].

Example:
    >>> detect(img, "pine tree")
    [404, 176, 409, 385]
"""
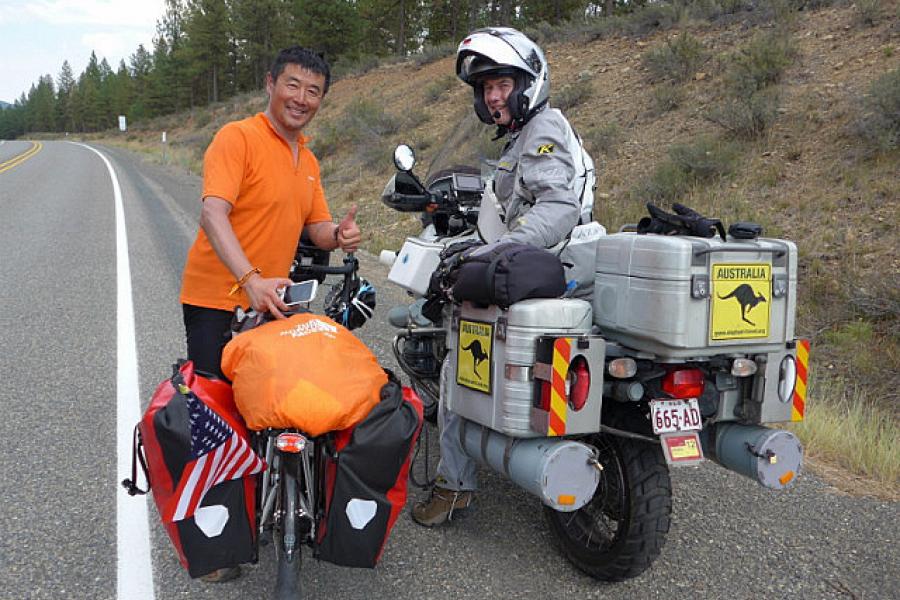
[185, 0, 232, 103]
[230, 0, 293, 90]
[57, 60, 76, 132]
[30, 75, 57, 132]
[111, 60, 134, 124]
[288, 0, 365, 61]
[129, 44, 154, 120]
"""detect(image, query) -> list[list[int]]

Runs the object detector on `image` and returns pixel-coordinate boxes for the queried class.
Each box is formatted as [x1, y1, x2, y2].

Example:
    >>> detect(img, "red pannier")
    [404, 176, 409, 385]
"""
[122, 361, 259, 578]
[316, 378, 423, 567]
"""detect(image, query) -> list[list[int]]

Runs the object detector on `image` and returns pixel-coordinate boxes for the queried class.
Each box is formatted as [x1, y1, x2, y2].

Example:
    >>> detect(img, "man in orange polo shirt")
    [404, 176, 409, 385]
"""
[180, 46, 361, 386]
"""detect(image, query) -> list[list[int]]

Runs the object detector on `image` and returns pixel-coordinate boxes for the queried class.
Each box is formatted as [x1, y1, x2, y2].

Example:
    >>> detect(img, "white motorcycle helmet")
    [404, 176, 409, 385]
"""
[456, 27, 550, 129]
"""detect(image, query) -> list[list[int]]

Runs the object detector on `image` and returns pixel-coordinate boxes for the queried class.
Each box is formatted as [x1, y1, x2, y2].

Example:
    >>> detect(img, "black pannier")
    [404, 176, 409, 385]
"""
[446, 242, 567, 309]
[316, 378, 423, 568]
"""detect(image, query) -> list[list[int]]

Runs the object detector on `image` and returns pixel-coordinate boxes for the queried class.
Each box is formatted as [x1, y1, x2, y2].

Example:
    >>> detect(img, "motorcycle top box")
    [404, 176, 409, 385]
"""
[593, 233, 797, 358]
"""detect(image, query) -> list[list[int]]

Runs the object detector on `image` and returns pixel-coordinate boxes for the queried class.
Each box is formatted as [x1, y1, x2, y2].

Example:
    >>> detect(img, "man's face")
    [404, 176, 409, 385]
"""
[482, 75, 516, 126]
[266, 63, 326, 138]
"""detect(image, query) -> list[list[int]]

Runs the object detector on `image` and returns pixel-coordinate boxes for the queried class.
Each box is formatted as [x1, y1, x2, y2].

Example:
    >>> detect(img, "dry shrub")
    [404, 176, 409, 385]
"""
[642, 32, 708, 83]
[852, 67, 900, 153]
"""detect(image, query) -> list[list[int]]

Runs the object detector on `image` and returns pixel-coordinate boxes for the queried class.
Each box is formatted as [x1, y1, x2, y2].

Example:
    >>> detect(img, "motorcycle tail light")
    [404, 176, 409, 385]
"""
[276, 432, 307, 453]
[662, 368, 704, 399]
[568, 357, 590, 411]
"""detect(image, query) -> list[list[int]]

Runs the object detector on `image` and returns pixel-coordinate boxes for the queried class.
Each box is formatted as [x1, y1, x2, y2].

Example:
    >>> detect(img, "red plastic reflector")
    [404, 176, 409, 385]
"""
[568, 357, 590, 411]
[276, 432, 307, 453]
[662, 368, 704, 399]
[538, 380, 552, 411]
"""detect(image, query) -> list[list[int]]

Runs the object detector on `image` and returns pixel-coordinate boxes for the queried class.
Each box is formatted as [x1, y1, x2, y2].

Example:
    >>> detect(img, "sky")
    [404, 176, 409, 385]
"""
[0, 0, 166, 103]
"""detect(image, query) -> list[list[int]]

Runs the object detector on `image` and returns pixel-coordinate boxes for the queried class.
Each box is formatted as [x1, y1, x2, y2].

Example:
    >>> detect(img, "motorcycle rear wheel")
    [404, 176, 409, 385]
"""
[543, 433, 671, 582]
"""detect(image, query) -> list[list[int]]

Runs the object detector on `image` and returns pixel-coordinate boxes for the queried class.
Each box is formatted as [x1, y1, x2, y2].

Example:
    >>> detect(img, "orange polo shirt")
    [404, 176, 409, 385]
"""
[180, 113, 332, 311]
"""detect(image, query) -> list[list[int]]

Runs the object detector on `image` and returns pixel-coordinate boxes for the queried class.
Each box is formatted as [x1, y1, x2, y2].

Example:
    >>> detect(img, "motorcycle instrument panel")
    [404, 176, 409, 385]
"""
[457, 319, 493, 394]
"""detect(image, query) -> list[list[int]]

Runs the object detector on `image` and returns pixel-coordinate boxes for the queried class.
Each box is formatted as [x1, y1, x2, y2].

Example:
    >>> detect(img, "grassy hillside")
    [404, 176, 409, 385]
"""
[104, 1, 898, 494]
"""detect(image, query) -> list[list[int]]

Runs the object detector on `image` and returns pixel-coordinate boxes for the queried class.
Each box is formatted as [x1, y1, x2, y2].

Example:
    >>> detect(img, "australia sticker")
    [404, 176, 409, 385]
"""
[457, 319, 493, 394]
[710, 263, 771, 340]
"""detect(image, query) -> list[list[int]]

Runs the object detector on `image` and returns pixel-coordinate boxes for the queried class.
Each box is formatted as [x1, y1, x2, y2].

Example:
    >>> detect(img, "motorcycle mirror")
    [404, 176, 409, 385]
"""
[393, 144, 416, 172]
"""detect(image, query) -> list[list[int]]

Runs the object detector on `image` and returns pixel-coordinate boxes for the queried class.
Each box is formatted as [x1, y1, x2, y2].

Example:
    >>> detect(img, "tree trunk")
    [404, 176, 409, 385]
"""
[398, 0, 406, 55]
[499, 0, 512, 24]
[605, 0, 615, 17]
[212, 64, 219, 104]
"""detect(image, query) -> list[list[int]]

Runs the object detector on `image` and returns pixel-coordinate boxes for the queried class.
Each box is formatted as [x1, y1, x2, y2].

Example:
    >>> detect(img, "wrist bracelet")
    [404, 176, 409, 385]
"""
[228, 266, 261, 296]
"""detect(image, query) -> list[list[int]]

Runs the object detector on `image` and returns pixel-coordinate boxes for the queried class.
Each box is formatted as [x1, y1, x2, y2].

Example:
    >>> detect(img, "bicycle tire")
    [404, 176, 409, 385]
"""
[274, 456, 301, 599]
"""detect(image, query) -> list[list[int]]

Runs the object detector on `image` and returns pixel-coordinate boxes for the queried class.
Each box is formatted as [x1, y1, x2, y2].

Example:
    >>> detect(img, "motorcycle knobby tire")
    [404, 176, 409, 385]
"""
[543, 433, 672, 582]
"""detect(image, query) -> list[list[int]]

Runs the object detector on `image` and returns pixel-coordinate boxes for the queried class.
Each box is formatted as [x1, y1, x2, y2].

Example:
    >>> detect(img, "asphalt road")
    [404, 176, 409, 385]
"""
[0, 139, 896, 600]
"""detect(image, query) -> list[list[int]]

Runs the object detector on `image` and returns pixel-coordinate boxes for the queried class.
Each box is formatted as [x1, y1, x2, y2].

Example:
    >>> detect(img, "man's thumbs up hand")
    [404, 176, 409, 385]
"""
[335, 204, 361, 252]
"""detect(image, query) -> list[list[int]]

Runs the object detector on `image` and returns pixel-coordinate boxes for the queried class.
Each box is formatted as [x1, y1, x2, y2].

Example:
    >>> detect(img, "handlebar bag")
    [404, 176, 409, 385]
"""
[221, 313, 388, 434]
[317, 378, 423, 567]
[124, 360, 259, 578]
[450, 242, 566, 309]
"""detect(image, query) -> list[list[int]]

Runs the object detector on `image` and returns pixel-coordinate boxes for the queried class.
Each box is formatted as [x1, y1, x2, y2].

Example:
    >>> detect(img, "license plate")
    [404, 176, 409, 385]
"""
[659, 431, 704, 466]
[650, 399, 702, 435]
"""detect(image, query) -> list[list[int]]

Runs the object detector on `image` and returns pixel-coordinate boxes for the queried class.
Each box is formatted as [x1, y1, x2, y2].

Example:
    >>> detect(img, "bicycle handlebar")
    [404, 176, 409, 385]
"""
[299, 253, 358, 277]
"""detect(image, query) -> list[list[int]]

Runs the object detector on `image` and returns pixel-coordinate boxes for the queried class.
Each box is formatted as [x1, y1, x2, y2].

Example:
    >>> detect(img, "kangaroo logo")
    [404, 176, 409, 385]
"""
[461, 339, 489, 379]
[718, 283, 767, 326]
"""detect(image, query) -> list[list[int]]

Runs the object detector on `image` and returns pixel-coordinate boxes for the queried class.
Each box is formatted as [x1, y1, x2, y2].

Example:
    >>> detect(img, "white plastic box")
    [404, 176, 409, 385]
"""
[592, 233, 797, 358]
[445, 299, 604, 438]
[386, 237, 444, 296]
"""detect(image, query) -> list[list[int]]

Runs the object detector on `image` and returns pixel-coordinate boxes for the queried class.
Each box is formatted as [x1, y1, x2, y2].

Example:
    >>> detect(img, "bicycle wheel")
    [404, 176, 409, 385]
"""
[274, 454, 301, 599]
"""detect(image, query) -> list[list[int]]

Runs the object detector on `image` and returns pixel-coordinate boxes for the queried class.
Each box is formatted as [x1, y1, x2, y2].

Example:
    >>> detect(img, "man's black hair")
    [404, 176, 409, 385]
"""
[269, 46, 331, 95]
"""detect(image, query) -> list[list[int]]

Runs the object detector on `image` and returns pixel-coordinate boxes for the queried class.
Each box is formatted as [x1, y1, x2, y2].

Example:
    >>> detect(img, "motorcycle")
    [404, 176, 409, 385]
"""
[378, 115, 810, 581]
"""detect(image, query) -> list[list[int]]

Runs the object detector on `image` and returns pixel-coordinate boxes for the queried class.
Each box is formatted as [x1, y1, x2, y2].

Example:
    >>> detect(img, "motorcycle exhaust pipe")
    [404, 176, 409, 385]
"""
[702, 423, 803, 490]
[459, 419, 600, 512]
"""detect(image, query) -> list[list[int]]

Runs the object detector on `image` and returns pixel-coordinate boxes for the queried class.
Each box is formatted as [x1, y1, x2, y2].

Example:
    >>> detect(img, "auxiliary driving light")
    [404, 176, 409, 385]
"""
[778, 355, 797, 403]
[731, 358, 758, 377]
[607, 358, 637, 379]
[276, 432, 307, 453]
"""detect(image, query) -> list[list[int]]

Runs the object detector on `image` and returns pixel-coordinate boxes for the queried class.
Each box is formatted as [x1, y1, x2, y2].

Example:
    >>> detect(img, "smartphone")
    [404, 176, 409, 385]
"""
[282, 280, 318, 306]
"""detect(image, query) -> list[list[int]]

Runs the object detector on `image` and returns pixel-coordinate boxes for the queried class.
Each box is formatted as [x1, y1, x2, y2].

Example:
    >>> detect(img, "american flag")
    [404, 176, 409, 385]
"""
[164, 384, 265, 523]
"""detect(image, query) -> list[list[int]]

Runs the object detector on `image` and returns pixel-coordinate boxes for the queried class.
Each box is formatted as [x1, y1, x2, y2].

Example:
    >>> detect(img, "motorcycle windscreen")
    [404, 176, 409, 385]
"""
[476, 186, 505, 243]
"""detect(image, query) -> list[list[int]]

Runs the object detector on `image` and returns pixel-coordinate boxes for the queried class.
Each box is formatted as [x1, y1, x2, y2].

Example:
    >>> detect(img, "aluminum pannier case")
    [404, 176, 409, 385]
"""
[592, 233, 797, 358]
[445, 298, 604, 438]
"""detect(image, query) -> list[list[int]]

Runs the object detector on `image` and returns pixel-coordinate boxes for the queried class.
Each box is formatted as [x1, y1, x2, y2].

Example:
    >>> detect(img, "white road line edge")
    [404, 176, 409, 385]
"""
[72, 142, 156, 600]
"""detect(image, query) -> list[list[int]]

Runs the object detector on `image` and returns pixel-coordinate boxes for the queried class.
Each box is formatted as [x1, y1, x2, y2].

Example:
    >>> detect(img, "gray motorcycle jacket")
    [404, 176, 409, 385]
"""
[493, 106, 582, 248]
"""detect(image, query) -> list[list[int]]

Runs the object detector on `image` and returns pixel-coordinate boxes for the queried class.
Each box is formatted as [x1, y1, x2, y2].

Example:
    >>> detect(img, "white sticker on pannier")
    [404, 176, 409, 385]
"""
[194, 505, 229, 537]
[345, 498, 377, 530]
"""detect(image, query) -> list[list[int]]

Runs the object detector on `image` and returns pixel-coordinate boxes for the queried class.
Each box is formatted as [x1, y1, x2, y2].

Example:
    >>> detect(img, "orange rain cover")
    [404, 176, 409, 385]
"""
[221, 313, 387, 435]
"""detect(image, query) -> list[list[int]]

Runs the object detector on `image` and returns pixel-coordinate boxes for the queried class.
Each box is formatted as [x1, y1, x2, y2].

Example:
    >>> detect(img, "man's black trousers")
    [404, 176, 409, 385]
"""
[182, 304, 233, 380]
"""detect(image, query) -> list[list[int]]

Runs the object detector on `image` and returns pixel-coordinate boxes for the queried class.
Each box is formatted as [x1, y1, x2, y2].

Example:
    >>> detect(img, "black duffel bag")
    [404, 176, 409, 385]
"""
[448, 242, 567, 309]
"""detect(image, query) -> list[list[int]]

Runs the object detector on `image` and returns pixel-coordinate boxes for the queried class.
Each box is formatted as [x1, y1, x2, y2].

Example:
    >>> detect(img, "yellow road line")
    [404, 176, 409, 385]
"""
[0, 141, 43, 173]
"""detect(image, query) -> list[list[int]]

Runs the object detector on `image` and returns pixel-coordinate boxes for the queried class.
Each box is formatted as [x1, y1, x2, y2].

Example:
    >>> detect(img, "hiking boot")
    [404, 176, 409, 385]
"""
[200, 566, 241, 583]
[411, 486, 473, 527]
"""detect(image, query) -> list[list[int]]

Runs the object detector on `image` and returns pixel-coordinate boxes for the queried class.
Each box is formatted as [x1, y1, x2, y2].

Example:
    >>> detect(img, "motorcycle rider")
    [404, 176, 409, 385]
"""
[412, 27, 595, 526]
